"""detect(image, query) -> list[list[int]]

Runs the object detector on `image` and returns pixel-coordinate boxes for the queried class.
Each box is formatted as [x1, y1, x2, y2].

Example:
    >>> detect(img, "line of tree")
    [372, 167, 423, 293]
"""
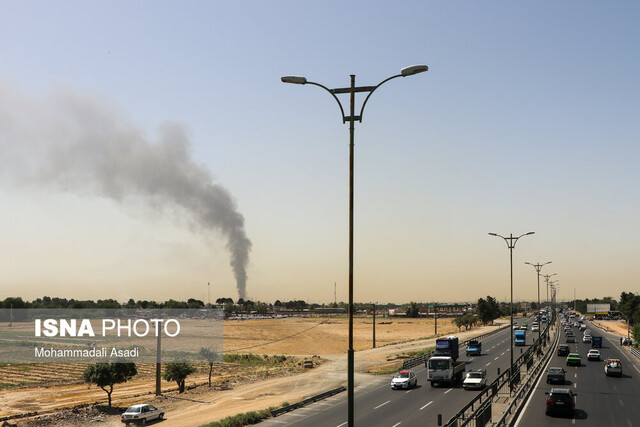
[574, 292, 640, 345]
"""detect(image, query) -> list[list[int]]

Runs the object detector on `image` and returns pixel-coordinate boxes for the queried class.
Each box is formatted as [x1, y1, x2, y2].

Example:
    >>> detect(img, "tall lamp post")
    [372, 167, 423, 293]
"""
[543, 273, 557, 312]
[525, 261, 551, 342]
[489, 232, 534, 390]
[282, 65, 428, 426]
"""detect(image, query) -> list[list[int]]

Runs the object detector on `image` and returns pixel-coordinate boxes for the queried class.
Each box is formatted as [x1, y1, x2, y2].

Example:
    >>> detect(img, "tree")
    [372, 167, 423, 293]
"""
[405, 302, 420, 318]
[633, 324, 640, 346]
[163, 361, 196, 393]
[199, 348, 220, 387]
[83, 361, 137, 407]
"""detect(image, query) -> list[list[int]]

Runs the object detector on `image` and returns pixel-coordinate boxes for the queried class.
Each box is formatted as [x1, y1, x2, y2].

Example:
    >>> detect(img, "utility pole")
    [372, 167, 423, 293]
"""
[434, 303, 437, 336]
[334, 282, 337, 306]
[372, 302, 376, 348]
[155, 324, 162, 395]
[208, 282, 211, 307]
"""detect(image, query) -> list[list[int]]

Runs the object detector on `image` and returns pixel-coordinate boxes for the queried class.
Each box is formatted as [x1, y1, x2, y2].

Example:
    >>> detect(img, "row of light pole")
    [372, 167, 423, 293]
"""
[282, 64, 428, 427]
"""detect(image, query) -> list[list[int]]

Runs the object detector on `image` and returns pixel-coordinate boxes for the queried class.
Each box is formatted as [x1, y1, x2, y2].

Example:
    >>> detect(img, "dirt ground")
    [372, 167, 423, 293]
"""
[591, 319, 631, 338]
[0, 316, 503, 426]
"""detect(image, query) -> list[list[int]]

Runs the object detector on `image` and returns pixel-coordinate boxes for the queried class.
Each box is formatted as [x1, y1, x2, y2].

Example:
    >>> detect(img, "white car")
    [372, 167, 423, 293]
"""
[583, 335, 592, 343]
[391, 370, 417, 389]
[532, 324, 540, 332]
[121, 404, 164, 425]
[587, 350, 600, 361]
[463, 370, 487, 390]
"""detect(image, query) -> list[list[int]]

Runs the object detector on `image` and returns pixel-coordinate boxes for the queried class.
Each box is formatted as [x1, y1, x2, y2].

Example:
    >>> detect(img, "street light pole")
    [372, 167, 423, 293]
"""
[525, 261, 551, 342]
[282, 65, 428, 426]
[489, 232, 534, 392]
[543, 273, 557, 312]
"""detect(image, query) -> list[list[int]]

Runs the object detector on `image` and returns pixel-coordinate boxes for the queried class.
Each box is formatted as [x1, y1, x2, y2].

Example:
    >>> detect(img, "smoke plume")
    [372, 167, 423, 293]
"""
[0, 82, 251, 299]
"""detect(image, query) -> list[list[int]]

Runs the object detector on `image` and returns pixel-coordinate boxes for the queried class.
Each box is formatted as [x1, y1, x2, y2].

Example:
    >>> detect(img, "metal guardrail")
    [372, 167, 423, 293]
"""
[630, 346, 640, 360]
[270, 386, 346, 417]
[493, 321, 559, 426]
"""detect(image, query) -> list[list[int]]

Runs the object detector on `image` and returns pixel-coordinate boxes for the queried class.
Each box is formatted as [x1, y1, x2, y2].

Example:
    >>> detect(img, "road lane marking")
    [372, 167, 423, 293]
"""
[444, 389, 452, 394]
[392, 423, 402, 427]
[486, 362, 491, 366]
[494, 357, 499, 360]
[337, 423, 347, 427]
[420, 401, 433, 410]
[374, 400, 390, 409]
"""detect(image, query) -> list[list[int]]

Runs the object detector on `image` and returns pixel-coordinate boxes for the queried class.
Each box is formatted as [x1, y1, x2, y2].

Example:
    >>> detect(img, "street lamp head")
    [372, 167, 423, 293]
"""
[281, 76, 307, 85]
[525, 231, 535, 236]
[488, 232, 498, 237]
[401, 64, 428, 76]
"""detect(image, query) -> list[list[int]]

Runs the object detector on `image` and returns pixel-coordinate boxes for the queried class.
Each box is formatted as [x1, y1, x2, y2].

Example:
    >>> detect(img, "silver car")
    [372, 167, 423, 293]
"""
[121, 404, 164, 425]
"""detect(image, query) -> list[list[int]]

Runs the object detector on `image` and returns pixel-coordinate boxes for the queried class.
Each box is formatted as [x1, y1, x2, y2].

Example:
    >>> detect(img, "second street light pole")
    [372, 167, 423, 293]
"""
[282, 65, 427, 426]
[489, 231, 534, 394]
[525, 261, 551, 342]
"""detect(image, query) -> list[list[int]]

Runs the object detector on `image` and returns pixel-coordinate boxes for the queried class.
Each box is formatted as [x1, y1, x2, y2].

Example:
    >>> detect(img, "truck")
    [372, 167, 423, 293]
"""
[466, 340, 482, 356]
[426, 356, 465, 387]
[604, 358, 622, 377]
[591, 336, 602, 348]
[514, 330, 526, 346]
[434, 336, 459, 361]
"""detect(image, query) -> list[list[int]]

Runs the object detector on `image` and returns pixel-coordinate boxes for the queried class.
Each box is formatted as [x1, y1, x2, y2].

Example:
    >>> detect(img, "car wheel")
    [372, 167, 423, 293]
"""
[158, 413, 164, 420]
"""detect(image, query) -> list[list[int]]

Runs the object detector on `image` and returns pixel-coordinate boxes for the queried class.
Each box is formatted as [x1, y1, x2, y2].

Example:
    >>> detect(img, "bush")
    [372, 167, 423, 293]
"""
[201, 407, 274, 427]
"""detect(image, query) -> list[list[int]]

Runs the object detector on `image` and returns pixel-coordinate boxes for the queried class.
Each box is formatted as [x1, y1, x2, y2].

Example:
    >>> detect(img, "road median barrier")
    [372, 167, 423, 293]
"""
[270, 386, 346, 417]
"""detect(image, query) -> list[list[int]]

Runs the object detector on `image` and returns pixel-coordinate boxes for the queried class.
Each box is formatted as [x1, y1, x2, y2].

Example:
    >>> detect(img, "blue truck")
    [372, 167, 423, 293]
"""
[466, 340, 482, 356]
[514, 330, 526, 346]
[591, 336, 602, 348]
[434, 336, 459, 362]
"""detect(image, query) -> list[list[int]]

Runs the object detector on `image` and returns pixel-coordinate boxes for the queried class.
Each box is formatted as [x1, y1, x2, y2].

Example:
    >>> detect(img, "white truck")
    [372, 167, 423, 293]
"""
[426, 356, 465, 387]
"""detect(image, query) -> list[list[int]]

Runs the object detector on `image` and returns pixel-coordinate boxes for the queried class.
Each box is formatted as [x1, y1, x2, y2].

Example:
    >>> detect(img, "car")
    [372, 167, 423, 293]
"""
[587, 349, 600, 361]
[545, 388, 577, 416]
[391, 370, 417, 389]
[557, 345, 570, 356]
[582, 335, 592, 343]
[463, 369, 487, 390]
[546, 367, 566, 384]
[566, 335, 575, 343]
[579, 324, 586, 330]
[121, 404, 164, 425]
[532, 324, 540, 332]
[520, 324, 527, 330]
[604, 359, 622, 376]
[566, 353, 581, 366]
[513, 323, 519, 330]
[584, 329, 591, 335]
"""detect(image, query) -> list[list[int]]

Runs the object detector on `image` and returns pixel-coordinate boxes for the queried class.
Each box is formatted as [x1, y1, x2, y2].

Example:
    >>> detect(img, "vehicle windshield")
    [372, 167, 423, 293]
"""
[429, 359, 450, 370]
[549, 368, 563, 374]
[125, 407, 142, 413]
[395, 372, 409, 378]
[467, 372, 482, 379]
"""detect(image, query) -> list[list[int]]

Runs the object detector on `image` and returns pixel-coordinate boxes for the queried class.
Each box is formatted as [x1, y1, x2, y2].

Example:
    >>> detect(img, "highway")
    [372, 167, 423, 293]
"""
[515, 318, 640, 426]
[262, 316, 538, 427]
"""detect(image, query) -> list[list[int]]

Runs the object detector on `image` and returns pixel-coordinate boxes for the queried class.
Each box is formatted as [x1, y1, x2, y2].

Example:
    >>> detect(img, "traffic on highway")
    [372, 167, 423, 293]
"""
[261, 316, 540, 426]
[515, 311, 640, 426]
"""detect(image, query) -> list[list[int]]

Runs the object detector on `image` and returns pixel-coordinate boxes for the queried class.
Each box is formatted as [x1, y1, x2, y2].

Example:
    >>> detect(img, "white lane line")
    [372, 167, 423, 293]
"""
[337, 422, 348, 427]
[420, 401, 433, 410]
[574, 383, 577, 388]
[619, 399, 624, 407]
[486, 362, 491, 366]
[405, 390, 412, 394]
[392, 423, 402, 427]
[374, 400, 390, 409]
[494, 357, 499, 361]
[444, 389, 452, 394]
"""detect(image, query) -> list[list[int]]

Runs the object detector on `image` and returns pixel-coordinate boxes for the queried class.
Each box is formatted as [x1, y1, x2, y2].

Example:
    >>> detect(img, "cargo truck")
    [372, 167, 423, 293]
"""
[426, 356, 465, 387]
[466, 340, 482, 356]
[434, 336, 459, 361]
[591, 336, 602, 348]
[514, 330, 526, 346]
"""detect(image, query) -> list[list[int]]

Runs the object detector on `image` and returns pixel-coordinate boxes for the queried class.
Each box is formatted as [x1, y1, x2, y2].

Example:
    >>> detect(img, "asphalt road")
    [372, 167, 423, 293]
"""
[262, 316, 539, 427]
[515, 319, 640, 426]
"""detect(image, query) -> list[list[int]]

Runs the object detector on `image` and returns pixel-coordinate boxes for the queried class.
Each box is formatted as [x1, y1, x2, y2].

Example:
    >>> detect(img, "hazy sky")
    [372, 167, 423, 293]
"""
[1, 1, 639, 304]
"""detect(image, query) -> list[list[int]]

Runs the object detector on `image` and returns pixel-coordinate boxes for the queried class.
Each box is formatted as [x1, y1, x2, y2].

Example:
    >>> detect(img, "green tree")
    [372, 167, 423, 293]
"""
[405, 302, 420, 318]
[633, 324, 640, 346]
[83, 361, 137, 407]
[199, 348, 220, 387]
[163, 361, 196, 393]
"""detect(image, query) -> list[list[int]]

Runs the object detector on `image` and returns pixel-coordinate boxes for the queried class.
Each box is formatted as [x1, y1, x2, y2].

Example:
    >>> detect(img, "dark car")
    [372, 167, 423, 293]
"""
[545, 388, 577, 416]
[546, 367, 566, 384]
[557, 345, 570, 356]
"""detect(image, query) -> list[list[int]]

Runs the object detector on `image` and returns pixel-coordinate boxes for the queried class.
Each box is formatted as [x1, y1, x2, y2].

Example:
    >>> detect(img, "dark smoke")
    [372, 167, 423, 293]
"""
[0, 84, 251, 299]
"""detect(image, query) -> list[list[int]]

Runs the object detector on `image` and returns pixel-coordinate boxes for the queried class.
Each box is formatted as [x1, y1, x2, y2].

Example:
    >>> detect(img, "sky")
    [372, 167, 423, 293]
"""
[1, 1, 639, 305]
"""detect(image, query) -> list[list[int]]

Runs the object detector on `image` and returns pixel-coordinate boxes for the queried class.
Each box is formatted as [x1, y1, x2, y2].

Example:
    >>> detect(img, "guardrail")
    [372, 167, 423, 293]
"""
[630, 346, 640, 360]
[270, 386, 346, 417]
[402, 324, 510, 370]
[443, 314, 557, 427]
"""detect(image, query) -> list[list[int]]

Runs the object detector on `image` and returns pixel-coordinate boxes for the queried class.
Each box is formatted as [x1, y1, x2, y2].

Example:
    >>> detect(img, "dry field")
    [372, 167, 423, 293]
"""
[0, 315, 459, 422]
